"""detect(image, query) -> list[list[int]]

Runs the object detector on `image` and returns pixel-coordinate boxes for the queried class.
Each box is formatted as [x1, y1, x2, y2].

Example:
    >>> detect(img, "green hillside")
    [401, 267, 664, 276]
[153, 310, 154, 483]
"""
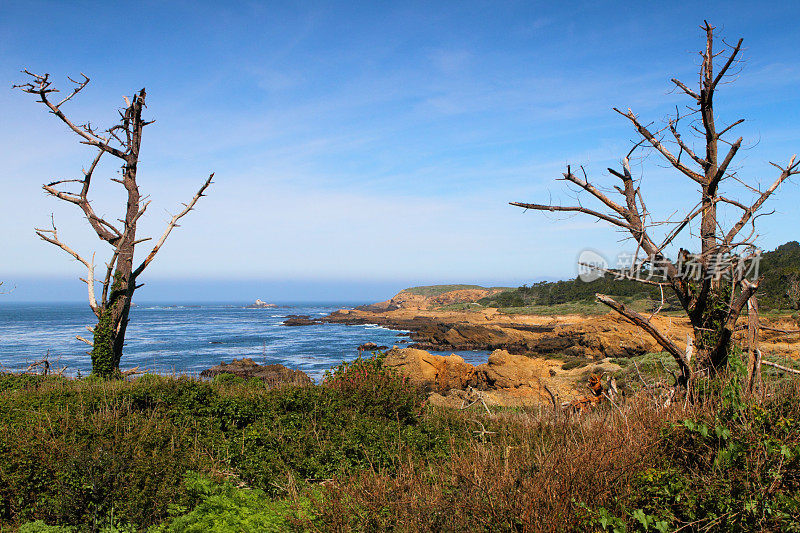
[403, 284, 511, 297]
[480, 241, 800, 312]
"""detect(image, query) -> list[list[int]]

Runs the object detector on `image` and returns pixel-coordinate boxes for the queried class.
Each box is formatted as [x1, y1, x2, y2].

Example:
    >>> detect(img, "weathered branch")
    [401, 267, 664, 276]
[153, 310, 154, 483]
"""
[713, 137, 743, 185]
[34, 220, 98, 313]
[509, 201, 631, 230]
[42, 149, 123, 243]
[762, 360, 800, 376]
[561, 166, 627, 218]
[711, 37, 744, 89]
[596, 293, 691, 378]
[671, 78, 700, 101]
[614, 107, 705, 183]
[759, 325, 800, 335]
[669, 119, 707, 168]
[723, 156, 798, 248]
[133, 174, 214, 278]
[15, 71, 127, 159]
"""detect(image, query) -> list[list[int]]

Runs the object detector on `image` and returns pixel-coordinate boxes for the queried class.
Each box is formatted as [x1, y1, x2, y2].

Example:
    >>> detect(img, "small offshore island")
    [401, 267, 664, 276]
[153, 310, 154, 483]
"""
[244, 298, 277, 308]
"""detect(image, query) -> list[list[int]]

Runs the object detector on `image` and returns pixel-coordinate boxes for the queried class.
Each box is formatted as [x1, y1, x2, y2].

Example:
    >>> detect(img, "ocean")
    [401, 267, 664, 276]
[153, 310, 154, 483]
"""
[0, 302, 490, 381]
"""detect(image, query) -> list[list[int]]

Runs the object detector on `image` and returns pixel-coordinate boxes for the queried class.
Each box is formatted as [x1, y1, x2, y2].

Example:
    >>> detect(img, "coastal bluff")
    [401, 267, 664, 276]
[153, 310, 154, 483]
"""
[321, 284, 800, 362]
[318, 285, 672, 359]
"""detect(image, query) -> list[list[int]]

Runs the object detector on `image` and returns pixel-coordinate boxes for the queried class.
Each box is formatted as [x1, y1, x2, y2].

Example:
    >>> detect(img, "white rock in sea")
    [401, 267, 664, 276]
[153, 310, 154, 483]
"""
[246, 299, 276, 308]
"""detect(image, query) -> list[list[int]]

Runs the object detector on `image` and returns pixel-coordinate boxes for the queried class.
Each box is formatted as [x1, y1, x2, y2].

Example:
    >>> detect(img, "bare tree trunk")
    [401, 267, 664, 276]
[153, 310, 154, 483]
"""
[17, 72, 213, 378]
[90, 90, 144, 376]
[746, 292, 761, 395]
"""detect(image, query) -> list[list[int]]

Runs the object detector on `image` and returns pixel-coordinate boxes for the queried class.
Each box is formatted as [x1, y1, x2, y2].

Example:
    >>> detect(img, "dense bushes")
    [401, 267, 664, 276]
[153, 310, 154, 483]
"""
[0, 355, 456, 531]
[2, 355, 799, 531]
[479, 277, 673, 310]
[620, 380, 800, 531]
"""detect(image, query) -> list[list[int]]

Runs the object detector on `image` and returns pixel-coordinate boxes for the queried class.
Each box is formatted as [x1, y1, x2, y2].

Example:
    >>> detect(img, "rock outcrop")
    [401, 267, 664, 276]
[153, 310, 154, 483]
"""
[201, 358, 312, 387]
[383, 348, 478, 393]
[381, 347, 620, 408]
[323, 309, 666, 359]
[357, 342, 388, 352]
[282, 315, 322, 326]
[245, 299, 276, 308]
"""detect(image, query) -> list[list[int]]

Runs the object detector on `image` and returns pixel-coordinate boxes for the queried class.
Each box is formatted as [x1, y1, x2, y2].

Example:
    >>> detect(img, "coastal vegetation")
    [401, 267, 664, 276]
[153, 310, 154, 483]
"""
[1, 352, 799, 531]
[3, 19, 799, 533]
[477, 241, 800, 315]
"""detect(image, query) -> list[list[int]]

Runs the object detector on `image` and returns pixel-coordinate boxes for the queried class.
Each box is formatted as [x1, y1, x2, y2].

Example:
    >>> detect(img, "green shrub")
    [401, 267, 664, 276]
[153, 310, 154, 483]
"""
[584, 361, 800, 532]
[17, 521, 76, 533]
[323, 353, 426, 423]
[0, 368, 452, 529]
[152, 472, 312, 532]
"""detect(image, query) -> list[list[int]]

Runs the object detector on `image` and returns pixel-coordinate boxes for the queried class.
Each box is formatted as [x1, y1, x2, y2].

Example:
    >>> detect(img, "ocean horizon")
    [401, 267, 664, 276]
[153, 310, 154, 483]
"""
[0, 301, 490, 381]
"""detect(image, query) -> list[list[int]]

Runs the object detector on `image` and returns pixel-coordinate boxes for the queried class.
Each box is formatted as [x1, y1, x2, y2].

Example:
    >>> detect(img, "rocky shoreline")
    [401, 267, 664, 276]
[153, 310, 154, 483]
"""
[282, 284, 800, 364]
[287, 307, 670, 360]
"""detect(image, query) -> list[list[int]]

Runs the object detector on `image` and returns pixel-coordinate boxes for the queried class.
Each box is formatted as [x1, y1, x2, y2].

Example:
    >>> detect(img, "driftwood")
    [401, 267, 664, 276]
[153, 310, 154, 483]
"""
[460, 386, 492, 415]
[762, 360, 800, 376]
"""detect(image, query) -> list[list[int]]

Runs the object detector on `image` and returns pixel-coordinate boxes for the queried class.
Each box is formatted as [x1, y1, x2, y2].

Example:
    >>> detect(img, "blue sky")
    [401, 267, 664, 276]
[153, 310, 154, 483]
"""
[1, 1, 798, 301]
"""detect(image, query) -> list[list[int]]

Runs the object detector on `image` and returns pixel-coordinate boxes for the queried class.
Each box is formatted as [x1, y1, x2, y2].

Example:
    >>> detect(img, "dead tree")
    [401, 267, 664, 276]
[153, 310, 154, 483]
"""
[511, 22, 797, 388]
[15, 71, 213, 377]
[787, 272, 800, 310]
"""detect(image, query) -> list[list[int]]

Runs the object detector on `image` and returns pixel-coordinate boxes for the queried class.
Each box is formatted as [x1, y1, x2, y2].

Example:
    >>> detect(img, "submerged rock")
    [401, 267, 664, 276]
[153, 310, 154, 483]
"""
[200, 358, 312, 387]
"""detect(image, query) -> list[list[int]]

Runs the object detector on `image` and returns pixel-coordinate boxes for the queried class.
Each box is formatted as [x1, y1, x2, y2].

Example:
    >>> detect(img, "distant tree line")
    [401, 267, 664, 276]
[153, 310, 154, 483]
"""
[482, 241, 800, 311]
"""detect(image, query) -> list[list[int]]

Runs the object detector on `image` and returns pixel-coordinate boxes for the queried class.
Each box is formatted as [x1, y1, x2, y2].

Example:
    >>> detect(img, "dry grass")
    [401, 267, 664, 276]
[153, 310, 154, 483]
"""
[312, 395, 696, 532]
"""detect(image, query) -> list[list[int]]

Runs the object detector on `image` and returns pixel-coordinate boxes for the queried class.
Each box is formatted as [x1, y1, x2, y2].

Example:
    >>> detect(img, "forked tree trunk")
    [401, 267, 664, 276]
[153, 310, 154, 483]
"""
[89, 90, 144, 377]
[17, 72, 213, 378]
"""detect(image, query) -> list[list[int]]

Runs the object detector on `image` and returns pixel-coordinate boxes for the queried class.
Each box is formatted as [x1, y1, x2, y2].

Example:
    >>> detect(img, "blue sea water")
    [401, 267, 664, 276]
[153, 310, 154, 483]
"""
[0, 302, 490, 381]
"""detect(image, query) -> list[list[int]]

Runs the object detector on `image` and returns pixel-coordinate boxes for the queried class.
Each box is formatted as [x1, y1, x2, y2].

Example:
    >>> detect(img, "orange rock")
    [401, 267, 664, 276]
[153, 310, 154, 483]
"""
[383, 347, 477, 393]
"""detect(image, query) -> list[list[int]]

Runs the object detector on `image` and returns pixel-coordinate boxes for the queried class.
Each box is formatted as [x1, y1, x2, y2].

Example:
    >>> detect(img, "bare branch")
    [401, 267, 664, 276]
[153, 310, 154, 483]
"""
[671, 78, 700, 101]
[717, 119, 745, 139]
[42, 149, 123, 243]
[714, 136, 743, 185]
[14, 71, 127, 159]
[759, 325, 800, 335]
[669, 118, 707, 168]
[509, 201, 631, 229]
[34, 220, 98, 314]
[55, 73, 90, 108]
[614, 107, 705, 183]
[561, 166, 628, 218]
[723, 155, 798, 248]
[712, 38, 744, 89]
[596, 293, 691, 379]
[762, 360, 800, 376]
[76, 335, 94, 347]
[133, 174, 214, 278]
[577, 262, 666, 287]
